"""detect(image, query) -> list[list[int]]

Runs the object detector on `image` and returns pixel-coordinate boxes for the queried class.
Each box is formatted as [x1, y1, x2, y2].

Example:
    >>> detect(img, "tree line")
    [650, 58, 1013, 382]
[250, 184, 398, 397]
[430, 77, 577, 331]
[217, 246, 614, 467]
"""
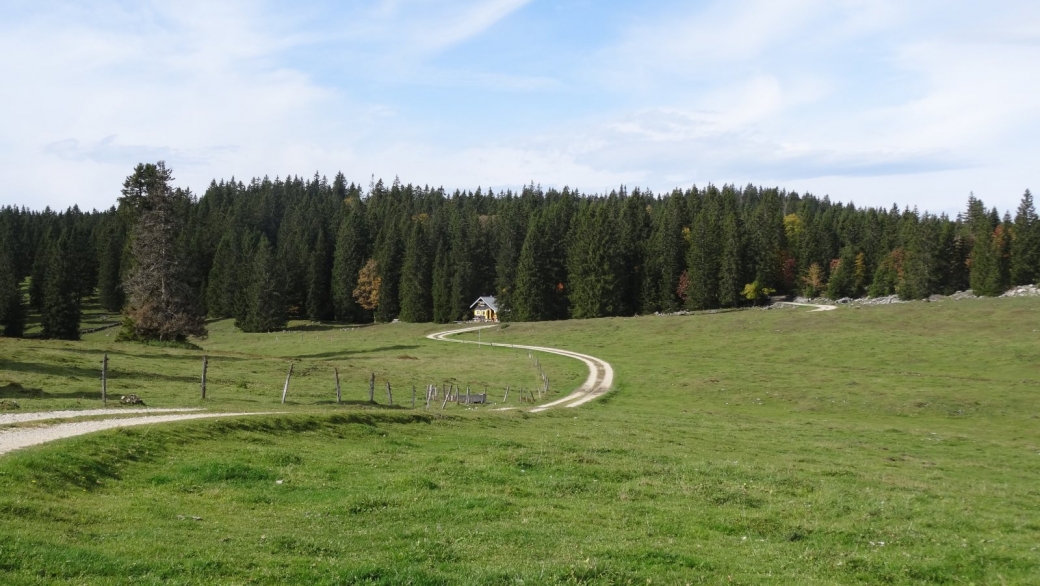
[1, 162, 1038, 340]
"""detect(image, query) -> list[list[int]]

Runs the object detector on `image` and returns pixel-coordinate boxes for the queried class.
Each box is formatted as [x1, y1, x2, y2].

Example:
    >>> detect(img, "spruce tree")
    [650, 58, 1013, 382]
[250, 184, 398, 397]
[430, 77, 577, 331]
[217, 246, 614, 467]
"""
[568, 204, 622, 318]
[617, 190, 650, 315]
[448, 210, 478, 321]
[206, 231, 239, 318]
[97, 221, 126, 312]
[512, 212, 553, 321]
[40, 233, 80, 340]
[657, 192, 687, 312]
[826, 246, 857, 299]
[0, 234, 26, 337]
[373, 225, 403, 323]
[306, 228, 333, 321]
[237, 235, 286, 332]
[1011, 190, 1039, 285]
[717, 196, 743, 307]
[29, 240, 48, 312]
[686, 189, 722, 310]
[431, 238, 453, 323]
[331, 200, 369, 323]
[398, 218, 433, 322]
[121, 162, 207, 341]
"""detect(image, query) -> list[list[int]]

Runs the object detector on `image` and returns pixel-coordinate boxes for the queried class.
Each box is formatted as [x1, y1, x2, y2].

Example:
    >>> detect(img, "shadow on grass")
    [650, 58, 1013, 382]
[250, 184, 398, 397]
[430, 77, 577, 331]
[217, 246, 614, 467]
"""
[0, 359, 201, 385]
[0, 382, 47, 398]
[294, 345, 420, 360]
[58, 347, 250, 363]
[312, 400, 409, 409]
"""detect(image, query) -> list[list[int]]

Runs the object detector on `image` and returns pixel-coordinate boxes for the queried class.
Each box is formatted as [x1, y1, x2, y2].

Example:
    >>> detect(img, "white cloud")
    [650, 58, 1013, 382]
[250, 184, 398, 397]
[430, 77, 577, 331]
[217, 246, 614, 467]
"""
[0, 0, 1037, 216]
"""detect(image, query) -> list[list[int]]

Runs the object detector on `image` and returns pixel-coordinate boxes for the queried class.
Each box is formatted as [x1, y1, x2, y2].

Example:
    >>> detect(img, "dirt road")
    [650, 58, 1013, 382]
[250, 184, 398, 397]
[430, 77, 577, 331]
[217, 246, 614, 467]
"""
[775, 301, 838, 312]
[427, 325, 614, 411]
[0, 410, 272, 457]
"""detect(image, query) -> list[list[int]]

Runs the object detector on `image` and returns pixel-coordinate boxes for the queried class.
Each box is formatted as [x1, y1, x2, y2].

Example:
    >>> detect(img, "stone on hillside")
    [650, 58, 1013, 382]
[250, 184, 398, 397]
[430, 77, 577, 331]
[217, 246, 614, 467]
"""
[1001, 284, 1040, 298]
[120, 394, 145, 405]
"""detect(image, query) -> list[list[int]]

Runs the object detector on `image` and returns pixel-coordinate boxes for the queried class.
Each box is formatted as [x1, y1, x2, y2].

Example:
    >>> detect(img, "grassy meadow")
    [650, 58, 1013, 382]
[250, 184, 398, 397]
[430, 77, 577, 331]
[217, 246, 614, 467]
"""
[1, 298, 1039, 584]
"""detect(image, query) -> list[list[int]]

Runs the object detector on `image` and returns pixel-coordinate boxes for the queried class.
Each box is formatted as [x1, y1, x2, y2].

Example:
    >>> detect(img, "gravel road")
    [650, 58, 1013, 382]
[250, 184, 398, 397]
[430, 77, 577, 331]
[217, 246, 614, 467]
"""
[427, 325, 614, 411]
[0, 411, 269, 456]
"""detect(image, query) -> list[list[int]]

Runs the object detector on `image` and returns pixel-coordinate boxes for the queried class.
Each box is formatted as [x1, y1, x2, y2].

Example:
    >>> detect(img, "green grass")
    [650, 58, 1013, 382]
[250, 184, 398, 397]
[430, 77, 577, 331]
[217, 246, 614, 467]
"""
[1, 299, 1039, 584]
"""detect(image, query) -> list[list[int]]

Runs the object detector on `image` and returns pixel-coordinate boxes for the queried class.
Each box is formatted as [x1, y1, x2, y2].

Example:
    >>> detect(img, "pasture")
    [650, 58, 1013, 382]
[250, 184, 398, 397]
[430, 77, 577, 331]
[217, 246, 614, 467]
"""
[1, 298, 1039, 584]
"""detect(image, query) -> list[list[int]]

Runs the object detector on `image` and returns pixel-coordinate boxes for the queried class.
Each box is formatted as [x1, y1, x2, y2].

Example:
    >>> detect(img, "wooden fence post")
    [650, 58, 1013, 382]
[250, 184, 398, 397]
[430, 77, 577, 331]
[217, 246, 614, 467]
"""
[425, 385, 432, 409]
[201, 355, 208, 400]
[412, 385, 416, 409]
[441, 390, 449, 410]
[369, 373, 375, 403]
[281, 362, 294, 404]
[503, 385, 509, 402]
[386, 381, 393, 406]
[335, 367, 342, 404]
[101, 353, 108, 406]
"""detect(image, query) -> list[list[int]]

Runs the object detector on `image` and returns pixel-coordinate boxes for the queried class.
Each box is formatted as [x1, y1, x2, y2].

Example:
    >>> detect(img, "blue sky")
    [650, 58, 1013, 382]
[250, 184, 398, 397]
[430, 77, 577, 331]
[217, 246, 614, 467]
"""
[1, 0, 1038, 215]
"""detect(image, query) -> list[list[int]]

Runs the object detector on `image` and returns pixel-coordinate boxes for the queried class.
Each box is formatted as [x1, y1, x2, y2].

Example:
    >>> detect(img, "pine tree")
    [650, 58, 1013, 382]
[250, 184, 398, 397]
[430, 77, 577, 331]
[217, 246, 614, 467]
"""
[1011, 189, 1040, 285]
[40, 232, 80, 340]
[305, 228, 333, 321]
[236, 235, 286, 332]
[121, 162, 207, 341]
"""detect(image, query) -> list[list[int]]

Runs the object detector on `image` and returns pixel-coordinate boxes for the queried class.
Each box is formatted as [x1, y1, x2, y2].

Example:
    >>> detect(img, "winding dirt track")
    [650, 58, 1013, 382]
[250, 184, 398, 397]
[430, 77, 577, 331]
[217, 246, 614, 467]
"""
[0, 411, 272, 457]
[775, 301, 838, 312]
[427, 325, 614, 412]
[0, 325, 612, 456]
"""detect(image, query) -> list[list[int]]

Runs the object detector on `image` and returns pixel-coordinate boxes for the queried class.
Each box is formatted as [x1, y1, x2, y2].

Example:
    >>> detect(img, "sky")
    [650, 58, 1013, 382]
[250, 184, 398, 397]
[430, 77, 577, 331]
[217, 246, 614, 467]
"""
[1, 0, 1038, 216]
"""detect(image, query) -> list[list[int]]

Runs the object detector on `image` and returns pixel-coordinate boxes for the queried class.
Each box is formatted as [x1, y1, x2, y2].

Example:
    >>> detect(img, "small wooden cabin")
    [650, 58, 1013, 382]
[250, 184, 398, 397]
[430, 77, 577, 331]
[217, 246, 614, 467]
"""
[470, 296, 499, 322]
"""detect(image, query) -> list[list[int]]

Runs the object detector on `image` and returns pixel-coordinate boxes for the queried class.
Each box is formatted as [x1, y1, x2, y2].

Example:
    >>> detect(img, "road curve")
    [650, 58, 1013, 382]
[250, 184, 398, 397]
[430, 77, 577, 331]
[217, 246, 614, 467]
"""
[0, 412, 275, 457]
[427, 325, 614, 412]
[775, 301, 838, 312]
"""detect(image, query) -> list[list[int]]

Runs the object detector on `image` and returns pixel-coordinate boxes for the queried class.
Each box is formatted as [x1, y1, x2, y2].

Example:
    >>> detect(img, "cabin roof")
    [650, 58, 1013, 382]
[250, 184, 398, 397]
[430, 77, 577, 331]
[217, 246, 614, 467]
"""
[469, 296, 498, 312]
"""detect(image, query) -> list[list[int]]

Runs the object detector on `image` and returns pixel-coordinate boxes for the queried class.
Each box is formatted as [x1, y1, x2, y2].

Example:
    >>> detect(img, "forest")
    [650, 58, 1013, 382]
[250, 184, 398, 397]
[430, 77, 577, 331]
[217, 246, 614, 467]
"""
[0, 162, 1037, 340]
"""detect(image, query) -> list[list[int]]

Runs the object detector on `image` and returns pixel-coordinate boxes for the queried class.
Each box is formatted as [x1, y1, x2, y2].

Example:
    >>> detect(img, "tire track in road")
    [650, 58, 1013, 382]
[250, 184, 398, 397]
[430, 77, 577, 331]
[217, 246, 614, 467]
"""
[427, 325, 613, 412]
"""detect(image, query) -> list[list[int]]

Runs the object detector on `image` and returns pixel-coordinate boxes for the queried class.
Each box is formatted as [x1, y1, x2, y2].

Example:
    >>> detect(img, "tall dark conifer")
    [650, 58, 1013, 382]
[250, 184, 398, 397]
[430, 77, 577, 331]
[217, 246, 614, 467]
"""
[121, 162, 207, 341]
[40, 232, 80, 340]
[306, 228, 333, 321]
[398, 217, 433, 323]
[97, 219, 127, 312]
[1011, 190, 1039, 285]
[0, 232, 26, 337]
[568, 203, 622, 318]
[237, 235, 286, 332]
[686, 188, 722, 310]
[332, 200, 369, 323]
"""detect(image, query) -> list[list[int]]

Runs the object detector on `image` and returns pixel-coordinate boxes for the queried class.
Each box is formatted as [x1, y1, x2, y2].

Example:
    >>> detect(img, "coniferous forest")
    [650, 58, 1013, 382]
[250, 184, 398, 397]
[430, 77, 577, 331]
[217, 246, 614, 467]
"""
[0, 162, 1038, 340]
